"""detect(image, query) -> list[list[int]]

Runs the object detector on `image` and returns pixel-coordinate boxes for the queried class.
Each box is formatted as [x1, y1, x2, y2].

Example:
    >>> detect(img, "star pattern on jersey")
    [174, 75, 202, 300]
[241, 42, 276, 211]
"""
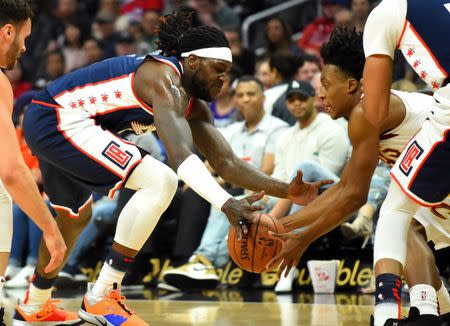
[412, 60, 421, 69]
[89, 96, 97, 104]
[431, 80, 440, 90]
[407, 47, 415, 57]
[70, 101, 77, 109]
[101, 93, 109, 102]
[114, 90, 122, 99]
[420, 70, 427, 79]
[78, 99, 85, 108]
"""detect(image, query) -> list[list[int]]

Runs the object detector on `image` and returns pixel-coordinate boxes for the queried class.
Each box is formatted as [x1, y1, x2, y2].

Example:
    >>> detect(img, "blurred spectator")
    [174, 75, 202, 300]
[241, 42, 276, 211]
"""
[264, 52, 302, 115]
[351, 0, 371, 32]
[120, 0, 163, 22]
[4, 61, 32, 100]
[254, 58, 273, 90]
[50, 0, 91, 42]
[34, 49, 65, 89]
[93, 11, 118, 58]
[98, 0, 120, 17]
[391, 79, 419, 92]
[334, 7, 353, 27]
[259, 17, 302, 58]
[115, 31, 136, 56]
[210, 72, 239, 128]
[188, 0, 240, 30]
[298, 0, 345, 57]
[137, 9, 161, 54]
[224, 28, 255, 76]
[161, 76, 288, 290]
[82, 38, 104, 66]
[295, 54, 321, 82]
[58, 23, 87, 73]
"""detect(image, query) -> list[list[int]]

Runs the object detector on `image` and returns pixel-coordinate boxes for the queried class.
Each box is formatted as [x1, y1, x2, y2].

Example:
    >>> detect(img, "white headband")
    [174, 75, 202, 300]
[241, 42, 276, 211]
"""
[180, 47, 232, 63]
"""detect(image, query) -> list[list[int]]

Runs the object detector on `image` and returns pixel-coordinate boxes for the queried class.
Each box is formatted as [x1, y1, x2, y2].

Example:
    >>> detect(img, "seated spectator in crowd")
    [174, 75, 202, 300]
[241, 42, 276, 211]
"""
[210, 72, 239, 128]
[268, 80, 350, 292]
[58, 23, 87, 73]
[295, 54, 321, 82]
[224, 28, 255, 76]
[114, 31, 136, 56]
[255, 58, 273, 90]
[334, 7, 353, 28]
[34, 49, 66, 89]
[350, 0, 371, 32]
[50, 0, 91, 43]
[264, 52, 302, 115]
[161, 76, 289, 290]
[4, 61, 31, 100]
[297, 0, 345, 57]
[258, 17, 302, 58]
[187, 0, 240, 30]
[137, 9, 161, 54]
[82, 38, 104, 66]
[93, 11, 118, 58]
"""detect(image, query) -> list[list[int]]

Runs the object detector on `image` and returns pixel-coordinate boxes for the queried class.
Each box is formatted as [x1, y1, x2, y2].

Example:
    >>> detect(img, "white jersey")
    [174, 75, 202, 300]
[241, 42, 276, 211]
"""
[378, 90, 435, 166]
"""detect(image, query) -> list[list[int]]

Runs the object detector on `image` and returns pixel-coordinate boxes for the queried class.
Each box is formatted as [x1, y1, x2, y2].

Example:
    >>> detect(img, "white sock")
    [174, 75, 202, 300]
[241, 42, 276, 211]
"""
[437, 282, 450, 315]
[91, 263, 125, 297]
[409, 284, 439, 316]
[374, 302, 400, 326]
[22, 283, 52, 313]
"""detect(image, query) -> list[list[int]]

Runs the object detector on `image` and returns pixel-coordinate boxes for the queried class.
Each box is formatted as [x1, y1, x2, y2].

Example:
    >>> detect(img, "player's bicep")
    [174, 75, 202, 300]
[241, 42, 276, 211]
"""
[0, 104, 24, 176]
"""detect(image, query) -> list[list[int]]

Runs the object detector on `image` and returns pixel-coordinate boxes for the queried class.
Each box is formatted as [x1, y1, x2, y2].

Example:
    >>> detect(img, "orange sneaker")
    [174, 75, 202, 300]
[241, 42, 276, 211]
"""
[12, 299, 83, 325]
[78, 283, 149, 325]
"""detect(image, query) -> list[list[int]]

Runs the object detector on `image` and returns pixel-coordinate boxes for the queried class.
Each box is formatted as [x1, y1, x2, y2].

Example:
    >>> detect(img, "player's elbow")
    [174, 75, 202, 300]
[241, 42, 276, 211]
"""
[213, 156, 239, 179]
[0, 163, 27, 188]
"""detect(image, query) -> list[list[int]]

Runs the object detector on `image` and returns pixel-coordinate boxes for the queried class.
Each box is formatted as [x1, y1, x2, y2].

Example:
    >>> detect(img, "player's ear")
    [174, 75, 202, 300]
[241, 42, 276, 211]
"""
[1, 24, 15, 41]
[187, 54, 201, 70]
[347, 78, 358, 94]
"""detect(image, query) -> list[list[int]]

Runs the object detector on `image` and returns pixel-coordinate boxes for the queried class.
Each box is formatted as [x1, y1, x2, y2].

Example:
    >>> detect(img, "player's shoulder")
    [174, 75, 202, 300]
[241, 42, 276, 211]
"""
[0, 70, 14, 108]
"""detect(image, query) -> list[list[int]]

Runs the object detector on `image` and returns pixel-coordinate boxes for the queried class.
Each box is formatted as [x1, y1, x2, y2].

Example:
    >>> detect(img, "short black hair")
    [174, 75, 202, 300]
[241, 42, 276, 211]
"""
[269, 52, 303, 81]
[157, 9, 229, 58]
[0, 0, 33, 27]
[234, 75, 265, 92]
[320, 27, 365, 80]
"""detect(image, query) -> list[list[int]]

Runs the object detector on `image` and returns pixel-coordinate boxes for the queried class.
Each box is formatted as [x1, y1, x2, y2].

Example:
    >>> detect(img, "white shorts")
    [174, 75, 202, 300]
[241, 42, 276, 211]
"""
[414, 196, 450, 250]
[391, 88, 450, 207]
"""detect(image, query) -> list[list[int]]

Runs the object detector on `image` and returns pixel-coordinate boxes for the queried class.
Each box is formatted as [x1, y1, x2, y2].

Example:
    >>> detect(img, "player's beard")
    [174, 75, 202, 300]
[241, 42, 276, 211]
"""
[189, 70, 213, 102]
[4, 37, 21, 70]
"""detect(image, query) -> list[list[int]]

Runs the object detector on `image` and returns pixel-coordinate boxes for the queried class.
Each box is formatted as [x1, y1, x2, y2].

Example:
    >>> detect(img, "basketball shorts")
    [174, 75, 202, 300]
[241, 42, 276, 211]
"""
[414, 196, 450, 250]
[23, 90, 144, 216]
[390, 97, 450, 207]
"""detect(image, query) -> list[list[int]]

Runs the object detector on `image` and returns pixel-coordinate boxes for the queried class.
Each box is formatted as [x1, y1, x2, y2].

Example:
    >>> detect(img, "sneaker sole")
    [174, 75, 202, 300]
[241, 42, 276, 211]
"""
[12, 319, 84, 326]
[79, 308, 114, 326]
[157, 282, 181, 292]
[163, 274, 219, 290]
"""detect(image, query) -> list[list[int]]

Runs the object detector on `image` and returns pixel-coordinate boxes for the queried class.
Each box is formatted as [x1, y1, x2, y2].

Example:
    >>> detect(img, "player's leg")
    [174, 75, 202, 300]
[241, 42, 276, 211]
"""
[13, 162, 90, 325]
[404, 220, 443, 317]
[79, 155, 178, 325]
[373, 109, 449, 326]
[0, 180, 12, 325]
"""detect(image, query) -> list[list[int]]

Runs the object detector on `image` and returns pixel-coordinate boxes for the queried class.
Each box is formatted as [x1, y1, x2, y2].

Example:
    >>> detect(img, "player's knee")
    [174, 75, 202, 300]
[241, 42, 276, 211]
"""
[155, 164, 178, 204]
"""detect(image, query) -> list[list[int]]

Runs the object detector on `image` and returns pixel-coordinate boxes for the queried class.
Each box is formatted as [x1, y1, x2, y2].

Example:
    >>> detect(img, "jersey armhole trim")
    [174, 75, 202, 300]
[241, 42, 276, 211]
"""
[396, 20, 408, 49]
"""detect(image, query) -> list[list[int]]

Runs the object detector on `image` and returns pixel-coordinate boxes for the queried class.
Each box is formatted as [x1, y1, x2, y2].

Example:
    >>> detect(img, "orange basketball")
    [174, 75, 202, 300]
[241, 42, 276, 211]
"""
[228, 213, 285, 273]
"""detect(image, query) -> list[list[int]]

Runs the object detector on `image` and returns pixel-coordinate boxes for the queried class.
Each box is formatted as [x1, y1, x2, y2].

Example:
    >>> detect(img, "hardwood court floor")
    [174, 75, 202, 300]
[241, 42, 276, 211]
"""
[1, 289, 410, 326]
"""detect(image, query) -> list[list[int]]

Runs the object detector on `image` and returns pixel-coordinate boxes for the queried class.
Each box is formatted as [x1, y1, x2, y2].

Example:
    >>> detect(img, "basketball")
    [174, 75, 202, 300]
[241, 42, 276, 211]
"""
[227, 213, 285, 273]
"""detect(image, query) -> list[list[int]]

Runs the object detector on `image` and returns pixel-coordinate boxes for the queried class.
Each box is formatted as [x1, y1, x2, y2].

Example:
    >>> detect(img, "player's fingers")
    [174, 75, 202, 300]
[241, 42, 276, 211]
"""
[266, 254, 283, 271]
[295, 170, 304, 182]
[284, 260, 293, 278]
[317, 179, 334, 187]
[247, 204, 264, 213]
[245, 191, 265, 204]
[44, 257, 58, 274]
[277, 260, 288, 279]
[268, 231, 286, 242]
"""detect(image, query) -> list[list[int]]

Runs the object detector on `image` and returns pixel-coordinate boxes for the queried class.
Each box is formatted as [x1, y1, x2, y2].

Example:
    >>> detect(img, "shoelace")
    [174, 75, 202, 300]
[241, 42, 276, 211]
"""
[108, 291, 135, 316]
[38, 299, 63, 317]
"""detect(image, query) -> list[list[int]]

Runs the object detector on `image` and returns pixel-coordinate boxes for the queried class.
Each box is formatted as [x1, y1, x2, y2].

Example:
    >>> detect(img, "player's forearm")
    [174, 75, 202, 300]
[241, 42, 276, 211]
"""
[2, 164, 56, 232]
[281, 183, 366, 232]
[219, 159, 288, 198]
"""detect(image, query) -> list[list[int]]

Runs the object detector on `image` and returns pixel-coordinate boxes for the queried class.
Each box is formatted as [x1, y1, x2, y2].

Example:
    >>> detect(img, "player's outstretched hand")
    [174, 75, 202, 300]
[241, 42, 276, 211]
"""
[222, 191, 265, 240]
[266, 230, 312, 278]
[42, 221, 67, 273]
[287, 170, 334, 206]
